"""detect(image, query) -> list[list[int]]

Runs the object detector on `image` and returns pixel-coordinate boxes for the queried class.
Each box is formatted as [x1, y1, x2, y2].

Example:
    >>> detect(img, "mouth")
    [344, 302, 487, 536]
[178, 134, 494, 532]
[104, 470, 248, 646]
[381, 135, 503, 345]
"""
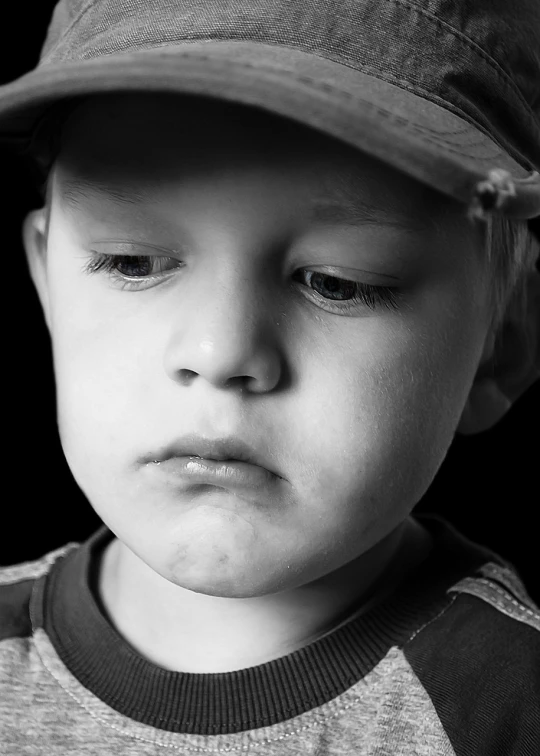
[146, 455, 279, 493]
[143, 434, 283, 480]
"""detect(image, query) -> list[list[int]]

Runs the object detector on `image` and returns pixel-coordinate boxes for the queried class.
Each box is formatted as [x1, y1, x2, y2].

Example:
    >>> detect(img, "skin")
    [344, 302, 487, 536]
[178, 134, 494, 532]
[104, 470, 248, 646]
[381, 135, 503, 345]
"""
[24, 92, 496, 673]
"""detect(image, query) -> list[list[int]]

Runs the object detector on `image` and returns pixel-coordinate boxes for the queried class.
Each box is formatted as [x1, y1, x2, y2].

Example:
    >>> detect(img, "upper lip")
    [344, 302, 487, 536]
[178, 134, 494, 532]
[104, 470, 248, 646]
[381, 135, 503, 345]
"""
[146, 434, 282, 478]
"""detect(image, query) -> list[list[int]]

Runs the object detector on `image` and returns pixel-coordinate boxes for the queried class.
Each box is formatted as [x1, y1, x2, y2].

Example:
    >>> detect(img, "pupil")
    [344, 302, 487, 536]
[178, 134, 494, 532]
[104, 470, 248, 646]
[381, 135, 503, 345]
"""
[312, 272, 355, 300]
[116, 256, 152, 277]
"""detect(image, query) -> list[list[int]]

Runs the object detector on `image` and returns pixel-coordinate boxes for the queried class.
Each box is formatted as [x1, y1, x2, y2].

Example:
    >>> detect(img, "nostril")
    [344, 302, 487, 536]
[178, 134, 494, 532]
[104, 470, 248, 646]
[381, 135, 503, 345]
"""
[177, 369, 197, 385]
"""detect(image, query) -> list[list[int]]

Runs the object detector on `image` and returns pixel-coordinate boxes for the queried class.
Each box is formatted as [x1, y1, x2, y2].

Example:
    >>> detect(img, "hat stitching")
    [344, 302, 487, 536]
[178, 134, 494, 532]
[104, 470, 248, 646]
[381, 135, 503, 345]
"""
[9, 61, 532, 171]
[36, 47, 539, 165]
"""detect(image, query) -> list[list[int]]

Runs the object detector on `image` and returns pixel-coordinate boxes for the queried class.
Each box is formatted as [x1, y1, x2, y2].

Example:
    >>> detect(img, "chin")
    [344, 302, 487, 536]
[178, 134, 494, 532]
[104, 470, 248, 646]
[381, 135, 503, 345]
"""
[163, 551, 299, 599]
[167, 573, 278, 599]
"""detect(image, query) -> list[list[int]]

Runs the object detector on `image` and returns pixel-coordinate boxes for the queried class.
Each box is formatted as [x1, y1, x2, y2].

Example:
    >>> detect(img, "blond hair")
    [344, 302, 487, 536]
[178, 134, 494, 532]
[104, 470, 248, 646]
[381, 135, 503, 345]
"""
[477, 212, 539, 335]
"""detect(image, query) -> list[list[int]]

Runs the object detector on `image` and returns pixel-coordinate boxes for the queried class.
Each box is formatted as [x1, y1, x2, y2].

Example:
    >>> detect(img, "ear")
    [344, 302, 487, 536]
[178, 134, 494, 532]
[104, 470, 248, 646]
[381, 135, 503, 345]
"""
[22, 207, 51, 332]
[457, 267, 540, 435]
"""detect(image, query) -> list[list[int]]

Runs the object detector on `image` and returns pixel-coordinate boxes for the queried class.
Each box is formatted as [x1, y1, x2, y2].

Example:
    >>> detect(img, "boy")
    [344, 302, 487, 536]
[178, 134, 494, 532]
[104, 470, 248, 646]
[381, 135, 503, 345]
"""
[1, 0, 539, 753]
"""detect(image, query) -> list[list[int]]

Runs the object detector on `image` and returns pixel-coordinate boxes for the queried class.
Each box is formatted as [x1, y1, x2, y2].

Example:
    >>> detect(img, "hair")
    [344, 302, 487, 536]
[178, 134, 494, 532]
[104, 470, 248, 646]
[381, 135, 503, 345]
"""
[23, 97, 540, 340]
[482, 211, 539, 336]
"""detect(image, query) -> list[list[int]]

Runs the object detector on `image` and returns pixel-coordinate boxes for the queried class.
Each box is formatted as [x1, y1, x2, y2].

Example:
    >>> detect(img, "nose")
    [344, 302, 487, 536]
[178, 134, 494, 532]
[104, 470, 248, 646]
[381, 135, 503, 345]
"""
[163, 260, 284, 393]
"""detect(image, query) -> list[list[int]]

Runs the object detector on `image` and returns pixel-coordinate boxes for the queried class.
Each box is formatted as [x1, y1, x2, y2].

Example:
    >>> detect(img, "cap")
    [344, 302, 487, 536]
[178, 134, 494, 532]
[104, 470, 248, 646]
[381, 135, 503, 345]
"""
[0, 0, 539, 231]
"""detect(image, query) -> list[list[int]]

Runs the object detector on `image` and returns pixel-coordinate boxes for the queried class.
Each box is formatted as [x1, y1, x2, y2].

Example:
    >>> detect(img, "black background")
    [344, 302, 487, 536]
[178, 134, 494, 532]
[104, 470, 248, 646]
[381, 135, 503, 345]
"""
[1, 4, 538, 604]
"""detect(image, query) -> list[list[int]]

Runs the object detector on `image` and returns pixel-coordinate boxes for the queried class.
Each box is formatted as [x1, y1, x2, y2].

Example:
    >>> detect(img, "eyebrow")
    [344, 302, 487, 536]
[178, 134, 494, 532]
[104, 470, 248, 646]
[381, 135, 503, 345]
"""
[310, 180, 435, 233]
[59, 177, 149, 209]
[58, 175, 435, 233]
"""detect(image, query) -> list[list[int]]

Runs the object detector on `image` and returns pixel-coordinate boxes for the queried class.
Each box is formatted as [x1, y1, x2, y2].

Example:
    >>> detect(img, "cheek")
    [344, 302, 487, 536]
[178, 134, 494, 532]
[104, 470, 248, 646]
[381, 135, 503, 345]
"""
[295, 310, 482, 519]
[47, 273, 157, 471]
[54, 330, 155, 459]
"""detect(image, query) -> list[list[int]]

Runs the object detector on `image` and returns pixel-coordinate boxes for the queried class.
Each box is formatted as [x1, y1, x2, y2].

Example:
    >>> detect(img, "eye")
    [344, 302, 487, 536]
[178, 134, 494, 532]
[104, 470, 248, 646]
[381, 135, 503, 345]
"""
[82, 251, 183, 290]
[300, 271, 356, 300]
[293, 269, 401, 312]
[108, 255, 178, 277]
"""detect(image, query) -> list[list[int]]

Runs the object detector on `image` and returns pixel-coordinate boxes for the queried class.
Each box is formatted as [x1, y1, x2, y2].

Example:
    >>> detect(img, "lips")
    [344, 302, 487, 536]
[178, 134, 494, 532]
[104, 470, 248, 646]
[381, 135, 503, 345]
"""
[144, 434, 283, 479]
[147, 455, 279, 493]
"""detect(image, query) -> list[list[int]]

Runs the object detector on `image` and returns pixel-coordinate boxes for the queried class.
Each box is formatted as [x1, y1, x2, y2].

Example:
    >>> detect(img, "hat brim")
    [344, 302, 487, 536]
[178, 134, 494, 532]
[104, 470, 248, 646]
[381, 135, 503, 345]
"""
[1, 40, 539, 219]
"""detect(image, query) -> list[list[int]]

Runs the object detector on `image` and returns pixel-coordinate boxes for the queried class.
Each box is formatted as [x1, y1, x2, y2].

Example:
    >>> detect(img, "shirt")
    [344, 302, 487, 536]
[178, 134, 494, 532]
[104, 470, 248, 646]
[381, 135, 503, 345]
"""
[1, 513, 539, 755]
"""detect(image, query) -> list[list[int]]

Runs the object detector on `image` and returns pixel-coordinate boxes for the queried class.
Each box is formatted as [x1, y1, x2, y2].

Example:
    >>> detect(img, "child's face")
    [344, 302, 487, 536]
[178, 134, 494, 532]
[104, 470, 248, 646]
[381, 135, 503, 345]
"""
[26, 94, 490, 598]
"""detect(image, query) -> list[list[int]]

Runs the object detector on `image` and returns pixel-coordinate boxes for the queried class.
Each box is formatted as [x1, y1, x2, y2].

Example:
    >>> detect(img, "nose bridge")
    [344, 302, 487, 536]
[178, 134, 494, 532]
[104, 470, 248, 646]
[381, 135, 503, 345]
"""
[164, 254, 281, 390]
[197, 259, 262, 344]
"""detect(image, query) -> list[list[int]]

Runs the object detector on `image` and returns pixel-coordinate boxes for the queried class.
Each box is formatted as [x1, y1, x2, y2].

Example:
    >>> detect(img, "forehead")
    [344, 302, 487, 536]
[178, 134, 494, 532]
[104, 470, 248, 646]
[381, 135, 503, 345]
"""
[52, 92, 468, 236]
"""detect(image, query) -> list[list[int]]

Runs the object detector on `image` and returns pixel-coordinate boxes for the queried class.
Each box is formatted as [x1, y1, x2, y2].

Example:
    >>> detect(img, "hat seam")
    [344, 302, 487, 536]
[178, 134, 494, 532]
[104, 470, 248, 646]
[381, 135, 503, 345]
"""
[286, 59, 534, 168]
[41, 0, 102, 61]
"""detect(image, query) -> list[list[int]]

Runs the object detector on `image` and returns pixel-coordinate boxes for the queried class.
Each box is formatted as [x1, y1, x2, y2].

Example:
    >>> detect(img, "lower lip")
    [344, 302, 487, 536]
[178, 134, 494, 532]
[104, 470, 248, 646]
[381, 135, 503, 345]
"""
[146, 456, 278, 491]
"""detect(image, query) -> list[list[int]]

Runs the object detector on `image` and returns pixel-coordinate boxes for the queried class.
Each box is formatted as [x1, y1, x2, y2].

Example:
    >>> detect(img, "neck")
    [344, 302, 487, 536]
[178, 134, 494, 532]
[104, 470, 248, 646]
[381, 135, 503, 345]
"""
[97, 516, 432, 673]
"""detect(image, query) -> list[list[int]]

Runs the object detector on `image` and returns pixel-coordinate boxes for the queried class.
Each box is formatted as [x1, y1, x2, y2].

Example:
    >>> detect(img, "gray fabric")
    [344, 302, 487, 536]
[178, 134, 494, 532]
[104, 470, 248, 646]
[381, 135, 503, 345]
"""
[2, 630, 457, 755]
[2, 544, 538, 755]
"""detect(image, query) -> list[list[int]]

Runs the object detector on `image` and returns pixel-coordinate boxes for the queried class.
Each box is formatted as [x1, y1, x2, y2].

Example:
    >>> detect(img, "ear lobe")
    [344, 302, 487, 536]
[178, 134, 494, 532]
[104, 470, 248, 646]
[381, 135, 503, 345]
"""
[22, 208, 51, 332]
[457, 268, 540, 435]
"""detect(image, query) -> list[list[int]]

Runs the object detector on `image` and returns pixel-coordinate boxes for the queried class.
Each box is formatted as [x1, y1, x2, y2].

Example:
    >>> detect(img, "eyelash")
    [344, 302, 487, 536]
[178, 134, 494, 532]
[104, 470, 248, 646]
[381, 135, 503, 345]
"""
[82, 252, 402, 313]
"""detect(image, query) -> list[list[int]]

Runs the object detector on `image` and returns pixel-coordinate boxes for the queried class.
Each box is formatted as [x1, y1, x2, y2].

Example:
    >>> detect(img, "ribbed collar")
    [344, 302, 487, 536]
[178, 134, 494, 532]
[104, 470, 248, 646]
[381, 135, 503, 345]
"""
[31, 514, 498, 735]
